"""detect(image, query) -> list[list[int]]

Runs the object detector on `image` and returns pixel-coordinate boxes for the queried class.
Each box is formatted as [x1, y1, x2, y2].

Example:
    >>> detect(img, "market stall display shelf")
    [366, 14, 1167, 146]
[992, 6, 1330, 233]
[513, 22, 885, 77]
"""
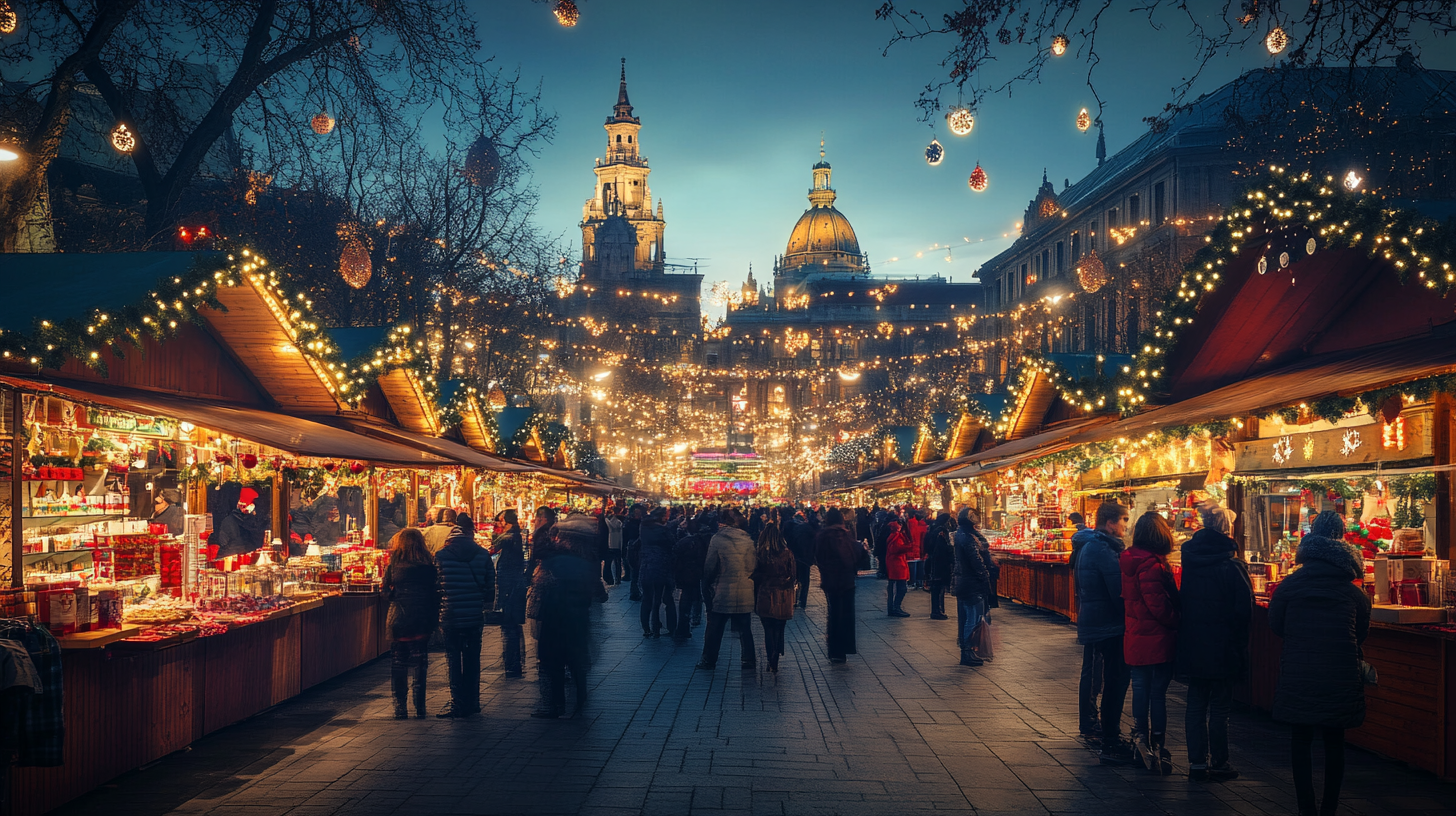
[56, 625, 142, 650]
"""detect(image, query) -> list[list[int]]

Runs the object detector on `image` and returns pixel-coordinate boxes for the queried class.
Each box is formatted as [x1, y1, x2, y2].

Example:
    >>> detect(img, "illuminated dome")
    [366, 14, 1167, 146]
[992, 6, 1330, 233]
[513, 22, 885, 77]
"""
[778, 144, 866, 276]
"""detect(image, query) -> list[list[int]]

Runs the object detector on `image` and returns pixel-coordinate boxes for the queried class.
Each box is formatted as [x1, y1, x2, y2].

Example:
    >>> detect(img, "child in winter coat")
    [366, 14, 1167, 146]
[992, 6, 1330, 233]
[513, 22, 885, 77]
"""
[1121, 512, 1180, 774]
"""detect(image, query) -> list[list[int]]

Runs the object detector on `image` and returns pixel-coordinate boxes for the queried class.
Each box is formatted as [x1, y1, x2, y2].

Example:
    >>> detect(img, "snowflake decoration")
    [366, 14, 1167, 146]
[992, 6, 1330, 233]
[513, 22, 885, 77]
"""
[1341, 429, 1363, 458]
[1302, 435, 1315, 460]
[1272, 436, 1294, 465]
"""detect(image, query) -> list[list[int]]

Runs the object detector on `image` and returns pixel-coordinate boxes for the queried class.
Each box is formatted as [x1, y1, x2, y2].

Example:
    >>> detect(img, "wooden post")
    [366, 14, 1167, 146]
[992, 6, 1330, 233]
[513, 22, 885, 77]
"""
[271, 475, 285, 551]
[462, 469, 476, 518]
[10, 390, 23, 588]
[407, 471, 420, 527]
[366, 469, 379, 547]
[1434, 393, 1453, 561]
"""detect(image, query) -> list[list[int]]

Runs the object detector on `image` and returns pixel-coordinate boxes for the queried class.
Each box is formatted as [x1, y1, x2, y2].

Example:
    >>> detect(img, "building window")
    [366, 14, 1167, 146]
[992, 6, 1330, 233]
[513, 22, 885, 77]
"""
[1041, 249, 1050, 279]
[1056, 242, 1064, 275]
[1129, 194, 1140, 224]
[1089, 221, 1098, 251]
[1154, 181, 1166, 226]
[1021, 262, 1030, 288]
[706, 351, 719, 365]
[1107, 208, 1118, 228]
[1071, 231, 1081, 259]
[616, 134, 622, 143]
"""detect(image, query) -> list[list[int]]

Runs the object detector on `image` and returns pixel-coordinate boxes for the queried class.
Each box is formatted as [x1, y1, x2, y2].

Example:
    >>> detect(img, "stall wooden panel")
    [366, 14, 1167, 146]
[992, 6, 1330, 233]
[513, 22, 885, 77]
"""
[301, 594, 385, 690]
[202, 615, 301, 734]
[11, 643, 204, 816]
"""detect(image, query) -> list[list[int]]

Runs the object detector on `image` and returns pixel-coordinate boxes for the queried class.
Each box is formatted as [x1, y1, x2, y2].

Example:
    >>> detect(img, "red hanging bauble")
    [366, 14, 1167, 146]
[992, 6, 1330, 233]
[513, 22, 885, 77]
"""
[239, 453, 258, 469]
[967, 163, 988, 192]
[349, 461, 366, 475]
[323, 461, 338, 473]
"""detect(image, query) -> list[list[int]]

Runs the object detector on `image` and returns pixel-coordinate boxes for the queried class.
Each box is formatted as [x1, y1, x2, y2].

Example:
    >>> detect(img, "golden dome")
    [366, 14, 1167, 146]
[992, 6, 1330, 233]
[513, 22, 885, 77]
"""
[784, 206, 862, 262]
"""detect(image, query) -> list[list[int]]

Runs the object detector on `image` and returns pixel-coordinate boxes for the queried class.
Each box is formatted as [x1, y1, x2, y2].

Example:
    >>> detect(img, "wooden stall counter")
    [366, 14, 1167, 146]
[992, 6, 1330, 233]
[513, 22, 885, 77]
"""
[994, 555, 1077, 622]
[1240, 604, 1454, 780]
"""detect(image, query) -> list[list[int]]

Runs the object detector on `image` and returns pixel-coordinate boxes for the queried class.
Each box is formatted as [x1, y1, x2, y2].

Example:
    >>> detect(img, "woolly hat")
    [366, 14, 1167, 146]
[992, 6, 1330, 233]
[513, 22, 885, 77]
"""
[1309, 510, 1346, 539]
[238, 486, 259, 506]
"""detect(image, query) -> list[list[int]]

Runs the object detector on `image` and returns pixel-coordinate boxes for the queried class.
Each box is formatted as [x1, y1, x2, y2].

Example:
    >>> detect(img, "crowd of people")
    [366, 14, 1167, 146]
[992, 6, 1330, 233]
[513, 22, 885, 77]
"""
[380, 496, 1374, 816]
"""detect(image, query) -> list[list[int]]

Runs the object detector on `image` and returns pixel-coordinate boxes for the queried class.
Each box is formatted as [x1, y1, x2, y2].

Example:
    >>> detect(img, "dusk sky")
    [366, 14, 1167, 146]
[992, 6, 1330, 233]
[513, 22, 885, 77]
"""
[478, 1, 1455, 313]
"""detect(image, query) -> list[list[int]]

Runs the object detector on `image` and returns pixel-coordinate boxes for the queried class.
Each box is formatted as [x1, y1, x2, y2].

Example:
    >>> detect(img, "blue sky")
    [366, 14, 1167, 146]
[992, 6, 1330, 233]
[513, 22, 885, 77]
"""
[475, 1, 1454, 314]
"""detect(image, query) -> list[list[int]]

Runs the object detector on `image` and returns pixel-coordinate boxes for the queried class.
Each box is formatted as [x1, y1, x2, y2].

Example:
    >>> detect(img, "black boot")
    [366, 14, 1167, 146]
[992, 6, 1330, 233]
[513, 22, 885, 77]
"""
[503, 624, 523, 677]
[959, 647, 984, 667]
[411, 645, 428, 719]
[390, 643, 411, 718]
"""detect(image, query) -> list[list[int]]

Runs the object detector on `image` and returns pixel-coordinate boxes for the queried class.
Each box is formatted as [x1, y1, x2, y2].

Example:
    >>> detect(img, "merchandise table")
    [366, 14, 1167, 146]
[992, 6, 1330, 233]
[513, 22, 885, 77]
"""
[995, 556, 1077, 622]
[10, 593, 388, 816]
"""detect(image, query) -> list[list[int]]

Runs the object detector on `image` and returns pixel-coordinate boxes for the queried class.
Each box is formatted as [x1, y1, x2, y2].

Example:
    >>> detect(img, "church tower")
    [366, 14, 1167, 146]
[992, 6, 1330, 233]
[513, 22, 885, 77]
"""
[580, 58, 666, 279]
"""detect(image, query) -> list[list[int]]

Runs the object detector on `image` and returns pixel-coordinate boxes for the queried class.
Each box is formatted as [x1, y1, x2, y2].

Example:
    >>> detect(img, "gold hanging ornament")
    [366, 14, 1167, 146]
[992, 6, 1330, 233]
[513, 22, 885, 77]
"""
[339, 235, 372, 290]
[553, 0, 579, 27]
[1077, 250, 1108, 293]
[945, 106, 974, 136]
[487, 387, 507, 410]
[110, 123, 136, 153]
[967, 163, 988, 192]
[1076, 108, 1092, 132]
[311, 111, 336, 135]
[0, 1, 17, 35]
[1265, 27, 1288, 54]
[1051, 34, 1069, 56]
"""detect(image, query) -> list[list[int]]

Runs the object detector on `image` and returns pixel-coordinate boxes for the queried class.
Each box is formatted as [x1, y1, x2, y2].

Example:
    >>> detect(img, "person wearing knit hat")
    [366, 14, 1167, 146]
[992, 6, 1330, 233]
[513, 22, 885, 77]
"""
[434, 513, 495, 718]
[213, 486, 262, 559]
[1271, 510, 1370, 816]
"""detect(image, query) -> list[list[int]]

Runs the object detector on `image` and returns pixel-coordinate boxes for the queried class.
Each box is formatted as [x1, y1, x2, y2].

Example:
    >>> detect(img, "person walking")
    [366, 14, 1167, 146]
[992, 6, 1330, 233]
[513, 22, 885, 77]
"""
[434, 514, 495, 719]
[527, 520, 597, 719]
[884, 520, 912, 617]
[638, 507, 678, 637]
[382, 528, 439, 719]
[924, 512, 954, 620]
[788, 509, 817, 609]
[815, 508, 859, 663]
[1075, 502, 1134, 764]
[491, 509, 528, 679]
[1122, 512, 1180, 774]
[695, 508, 758, 671]
[1270, 510, 1371, 816]
[603, 510, 623, 585]
[953, 508, 991, 666]
[752, 522, 796, 673]
[671, 513, 713, 641]
[1178, 502, 1251, 782]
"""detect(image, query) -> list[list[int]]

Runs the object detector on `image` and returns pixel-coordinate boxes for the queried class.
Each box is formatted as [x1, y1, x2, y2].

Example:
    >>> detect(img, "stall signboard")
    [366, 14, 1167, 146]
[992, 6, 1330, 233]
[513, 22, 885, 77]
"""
[1082, 438, 1213, 487]
[85, 408, 177, 438]
[1005, 492, 1026, 512]
[1235, 412, 1430, 473]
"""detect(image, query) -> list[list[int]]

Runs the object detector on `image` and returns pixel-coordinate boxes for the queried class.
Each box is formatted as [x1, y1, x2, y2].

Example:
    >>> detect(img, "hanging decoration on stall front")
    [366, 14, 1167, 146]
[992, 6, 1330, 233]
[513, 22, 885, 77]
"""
[310, 111, 336, 135]
[1076, 108, 1091, 132]
[1382, 417, 1405, 450]
[945, 106, 974, 136]
[1271, 436, 1294, 465]
[1341, 429, 1363, 457]
[553, 0, 579, 27]
[924, 137, 944, 166]
[1077, 250, 1108, 293]
[1343, 170, 1363, 191]
[110, 123, 136, 153]
[967, 163, 988, 192]
[1050, 33, 1069, 56]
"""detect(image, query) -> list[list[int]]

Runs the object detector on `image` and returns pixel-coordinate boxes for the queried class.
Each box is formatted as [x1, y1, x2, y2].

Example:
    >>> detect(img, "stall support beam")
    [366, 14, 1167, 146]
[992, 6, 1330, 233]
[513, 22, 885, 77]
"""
[1435, 393, 1453, 561]
[366, 469, 379, 547]
[462, 470, 476, 519]
[407, 471, 419, 527]
[10, 390, 22, 588]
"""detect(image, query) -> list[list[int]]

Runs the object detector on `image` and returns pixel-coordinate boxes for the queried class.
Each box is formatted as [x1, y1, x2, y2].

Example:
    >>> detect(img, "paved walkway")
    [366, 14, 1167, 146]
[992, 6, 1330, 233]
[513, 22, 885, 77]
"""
[59, 576, 1452, 816]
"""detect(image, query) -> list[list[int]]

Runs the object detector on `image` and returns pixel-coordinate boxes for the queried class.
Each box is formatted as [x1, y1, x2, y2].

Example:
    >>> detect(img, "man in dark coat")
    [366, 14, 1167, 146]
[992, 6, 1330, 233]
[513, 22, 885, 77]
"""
[788, 509, 818, 608]
[1178, 502, 1251, 781]
[953, 508, 991, 666]
[149, 488, 186, 535]
[529, 532, 597, 719]
[434, 514, 496, 718]
[624, 504, 644, 601]
[1270, 511, 1370, 816]
[491, 510, 528, 678]
[671, 514, 713, 641]
[923, 512, 954, 620]
[1074, 501, 1134, 764]
[638, 508, 677, 637]
[814, 509, 860, 663]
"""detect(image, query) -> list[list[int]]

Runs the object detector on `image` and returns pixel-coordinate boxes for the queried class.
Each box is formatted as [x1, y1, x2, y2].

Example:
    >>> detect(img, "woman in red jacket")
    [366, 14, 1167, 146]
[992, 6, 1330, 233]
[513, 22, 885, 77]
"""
[1121, 512, 1180, 774]
[885, 521, 913, 617]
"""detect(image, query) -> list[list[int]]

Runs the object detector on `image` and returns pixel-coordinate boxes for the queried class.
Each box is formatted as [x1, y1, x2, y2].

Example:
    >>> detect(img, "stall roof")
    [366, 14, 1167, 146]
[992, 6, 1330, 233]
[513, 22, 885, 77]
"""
[0, 375, 451, 466]
[936, 416, 1118, 480]
[327, 418, 540, 474]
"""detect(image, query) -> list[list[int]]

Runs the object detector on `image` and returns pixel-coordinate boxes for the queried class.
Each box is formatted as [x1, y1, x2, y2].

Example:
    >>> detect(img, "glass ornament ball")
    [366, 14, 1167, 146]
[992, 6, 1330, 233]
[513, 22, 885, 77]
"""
[924, 138, 944, 166]
[1051, 34, 1069, 56]
[945, 106, 974, 136]
[110, 123, 136, 153]
[1077, 251, 1108, 293]
[339, 237, 372, 289]
[968, 164, 988, 192]
[311, 111, 336, 135]
[1076, 108, 1091, 132]
[1265, 27, 1288, 54]
[554, 0, 579, 27]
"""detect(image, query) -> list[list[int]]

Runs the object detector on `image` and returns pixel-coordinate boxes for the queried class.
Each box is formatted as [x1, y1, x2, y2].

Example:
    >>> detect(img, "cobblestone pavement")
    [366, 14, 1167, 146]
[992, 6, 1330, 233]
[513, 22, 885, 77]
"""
[59, 576, 1453, 816]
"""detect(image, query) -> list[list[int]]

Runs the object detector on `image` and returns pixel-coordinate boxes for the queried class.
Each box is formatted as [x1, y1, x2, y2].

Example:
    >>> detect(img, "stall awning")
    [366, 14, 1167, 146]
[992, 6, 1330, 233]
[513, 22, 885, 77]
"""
[0, 376, 451, 466]
[328, 419, 542, 474]
[936, 416, 1118, 480]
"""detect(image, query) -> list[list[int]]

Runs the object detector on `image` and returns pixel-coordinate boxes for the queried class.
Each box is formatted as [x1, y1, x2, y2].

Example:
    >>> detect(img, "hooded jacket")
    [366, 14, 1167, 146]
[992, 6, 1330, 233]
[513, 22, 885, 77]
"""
[637, 519, 676, 585]
[1073, 527, 1126, 644]
[1120, 545, 1180, 666]
[492, 526, 528, 626]
[884, 522, 913, 581]
[1270, 533, 1371, 728]
[953, 511, 991, 600]
[923, 519, 954, 582]
[703, 526, 757, 614]
[435, 519, 497, 630]
[1176, 528, 1252, 680]
[815, 523, 860, 593]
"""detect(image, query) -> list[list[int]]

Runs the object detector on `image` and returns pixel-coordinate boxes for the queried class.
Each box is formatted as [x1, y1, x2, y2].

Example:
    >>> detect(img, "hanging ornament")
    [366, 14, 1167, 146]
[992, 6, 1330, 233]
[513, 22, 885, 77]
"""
[1343, 170, 1362, 191]
[323, 461, 338, 473]
[0, 1, 17, 35]
[1076, 108, 1091, 132]
[924, 137, 944, 166]
[339, 236, 372, 289]
[487, 387, 507, 410]
[1077, 251, 1108, 293]
[553, 0, 579, 27]
[310, 111, 336, 135]
[1305, 237, 1317, 255]
[1051, 34, 1069, 56]
[110, 123, 136, 154]
[349, 461, 367, 475]
[967, 163, 988, 192]
[239, 453, 258, 470]
[464, 135, 503, 188]
[1257, 255, 1269, 275]
[945, 106, 974, 136]
[1265, 27, 1288, 55]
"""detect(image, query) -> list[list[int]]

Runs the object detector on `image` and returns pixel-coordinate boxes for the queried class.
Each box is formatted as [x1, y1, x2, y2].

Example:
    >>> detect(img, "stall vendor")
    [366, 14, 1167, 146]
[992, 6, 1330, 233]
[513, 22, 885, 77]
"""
[150, 488, 186, 535]
[213, 487, 262, 559]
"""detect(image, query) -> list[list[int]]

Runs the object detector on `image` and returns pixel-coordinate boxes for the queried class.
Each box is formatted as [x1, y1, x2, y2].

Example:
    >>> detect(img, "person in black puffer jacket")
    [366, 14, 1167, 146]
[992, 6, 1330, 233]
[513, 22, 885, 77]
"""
[638, 508, 677, 637]
[923, 513, 955, 620]
[788, 510, 818, 608]
[1270, 511, 1370, 816]
[671, 515, 713, 640]
[1177, 503, 1251, 781]
[491, 510, 528, 678]
[953, 508, 992, 666]
[528, 533, 597, 719]
[434, 514, 496, 718]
